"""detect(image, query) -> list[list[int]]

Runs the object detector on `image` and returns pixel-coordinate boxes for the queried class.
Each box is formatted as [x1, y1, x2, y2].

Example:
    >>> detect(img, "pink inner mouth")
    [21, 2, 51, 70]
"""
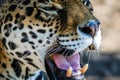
[53, 53, 80, 72]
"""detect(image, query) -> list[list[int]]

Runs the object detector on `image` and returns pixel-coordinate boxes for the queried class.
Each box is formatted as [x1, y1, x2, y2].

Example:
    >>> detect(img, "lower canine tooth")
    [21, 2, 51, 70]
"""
[66, 67, 72, 77]
[80, 64, 88, 74]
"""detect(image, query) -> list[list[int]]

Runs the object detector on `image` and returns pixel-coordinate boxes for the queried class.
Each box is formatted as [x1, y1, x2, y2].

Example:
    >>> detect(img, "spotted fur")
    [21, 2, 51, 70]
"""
[0, 0, 101, 80]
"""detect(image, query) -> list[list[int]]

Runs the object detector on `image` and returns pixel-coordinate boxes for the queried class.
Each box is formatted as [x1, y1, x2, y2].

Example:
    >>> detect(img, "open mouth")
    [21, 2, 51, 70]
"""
[45, 45, 94, 80]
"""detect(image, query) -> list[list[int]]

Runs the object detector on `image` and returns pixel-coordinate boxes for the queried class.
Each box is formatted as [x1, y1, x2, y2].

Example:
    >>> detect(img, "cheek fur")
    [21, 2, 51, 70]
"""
[93, 28, 102, 50]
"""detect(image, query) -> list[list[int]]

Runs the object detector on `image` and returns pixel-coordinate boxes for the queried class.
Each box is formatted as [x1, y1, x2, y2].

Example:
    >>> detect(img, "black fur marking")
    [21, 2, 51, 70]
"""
[2, 63, 7, 69]
[21, 38, 29, 42]
[0, 22, 3, 33]
[38, 39, 43, 43]
[86, 1, 90, 6]
[5, 32, 10, 37]
[48, 22, 53, 27]
[20, 15, 26, 20]
[29, 31, 37, 39]
[34, 9, 41, 19]
[10, 52, 14, 56]
[29, 41, 34, 44]
[25, 7, 34, 16]
[49, 29, 53, 32]
[14, 19, 18, 24]
[15, 13, 20, 18]
[32, 46, 36, 49]
[15, 52, 22, 57]
[11, 59, 22, 77]
[38, 0, 46, 3]
[37, 29, 46, 34]
[49, 33, 53, 37]
[59, 10, 67, 30]
[13, 26, 17, 30]
[23, 51, 31, 56]
[34, 52, 37, 56]
[19, 23, 24, 30]
[4, 13, 13, 23]
[25, 67, 30, 79]
[22, 32, 28, 38]
[0, 74, 5, 78]
[55, 26, 59, 29]
[36, 24, 39, 26]
[9, 4, 17, 11]
[22, 0, 31, 5]
[2, 37, 8, 50]
[35, 71, 48, 80]
[4, 23, 12, 37]
[43, 24, 46, 27]
[8, 41, 17, 50]
[65, 40, 69, 42]
[4, 24, 12, 30]
[38, 16, 44, 22]
[16, 51, 30, 58]
[33, 1, 37, 7]
[6, 78, 10, 80]
[28, 62, 39, 69]
[28, 25, 33, 29]
[24, 58, 33, 62]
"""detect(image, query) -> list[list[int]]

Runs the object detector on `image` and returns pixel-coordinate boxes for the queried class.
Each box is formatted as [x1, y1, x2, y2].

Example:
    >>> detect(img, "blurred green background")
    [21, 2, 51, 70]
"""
[85, 0, 120, 80]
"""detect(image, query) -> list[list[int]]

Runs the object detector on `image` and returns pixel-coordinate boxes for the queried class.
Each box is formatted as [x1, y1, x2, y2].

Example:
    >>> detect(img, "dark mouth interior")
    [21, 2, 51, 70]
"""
[45, 44, 95, 80]
[45, 47, 85, 80]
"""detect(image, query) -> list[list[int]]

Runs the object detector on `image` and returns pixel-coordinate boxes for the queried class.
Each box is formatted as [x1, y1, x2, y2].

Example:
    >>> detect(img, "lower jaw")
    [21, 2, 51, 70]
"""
[45, 53, 86, 80]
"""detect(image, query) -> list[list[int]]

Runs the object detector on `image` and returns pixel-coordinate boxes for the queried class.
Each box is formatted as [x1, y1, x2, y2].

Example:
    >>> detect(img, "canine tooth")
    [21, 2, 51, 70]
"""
[49, 54, 53, 60]
[80, 64, 88, 74]
[66, 67, 72, 77]
[89, 44, 95, 50]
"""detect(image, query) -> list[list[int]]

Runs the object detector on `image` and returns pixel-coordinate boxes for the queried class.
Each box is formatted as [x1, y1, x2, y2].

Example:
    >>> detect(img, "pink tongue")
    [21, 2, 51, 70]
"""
[53, 53, 80, 71]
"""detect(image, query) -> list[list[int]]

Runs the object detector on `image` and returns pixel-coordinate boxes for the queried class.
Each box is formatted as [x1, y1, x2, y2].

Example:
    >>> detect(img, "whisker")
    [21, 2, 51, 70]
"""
[96, 50, 100, 57]
[86, 49, 100, 64]
[64, 50, 70, 58]
[86, 49, 90, 56]
[63, 49, 68, 56]
[46, 45, 58, 53]
[46, 45, 63, 56]
[87, 51, 92, 64]
[50, 47, 62, 55]
[60, 48, 68, 58]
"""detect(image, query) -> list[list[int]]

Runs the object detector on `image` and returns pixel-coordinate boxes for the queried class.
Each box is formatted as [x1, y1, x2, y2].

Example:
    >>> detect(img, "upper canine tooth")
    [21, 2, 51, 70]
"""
[66, 67, 72, 77]
[89, 44, 95, 50]
[49, 54, 53, 60]
[80, 64, 88, 74]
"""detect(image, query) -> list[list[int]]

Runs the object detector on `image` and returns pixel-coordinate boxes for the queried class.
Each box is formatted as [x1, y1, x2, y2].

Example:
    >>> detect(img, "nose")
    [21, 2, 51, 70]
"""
[80, 20, 100, 37]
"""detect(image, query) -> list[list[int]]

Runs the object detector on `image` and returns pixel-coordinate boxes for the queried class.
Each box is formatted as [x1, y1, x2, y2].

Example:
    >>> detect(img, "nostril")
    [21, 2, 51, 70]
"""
[78, 20, 100, 37]
[80, 27, 95, 37]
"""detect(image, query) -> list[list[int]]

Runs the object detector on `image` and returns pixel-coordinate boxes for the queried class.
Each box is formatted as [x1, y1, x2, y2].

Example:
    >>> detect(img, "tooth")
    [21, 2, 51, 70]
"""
[89, 44, 95, 50]
[80, 64, 88, 74]
[49, 54, 53, 60]
[66, 67, 72, 77]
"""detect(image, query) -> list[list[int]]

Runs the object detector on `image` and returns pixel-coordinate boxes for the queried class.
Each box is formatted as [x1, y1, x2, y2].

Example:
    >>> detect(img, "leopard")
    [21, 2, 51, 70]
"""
[0, 0, 101, 80]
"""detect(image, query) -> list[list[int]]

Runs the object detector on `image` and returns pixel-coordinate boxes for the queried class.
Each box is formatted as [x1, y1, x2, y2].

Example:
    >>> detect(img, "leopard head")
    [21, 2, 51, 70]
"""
[44, 0, 102, 80]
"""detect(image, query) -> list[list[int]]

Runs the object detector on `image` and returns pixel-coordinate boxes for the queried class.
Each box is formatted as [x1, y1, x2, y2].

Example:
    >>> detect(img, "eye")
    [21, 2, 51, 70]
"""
[42, 6, 57, 11]
[39, 2, 62, 15]
[81, 0, 93, 13]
